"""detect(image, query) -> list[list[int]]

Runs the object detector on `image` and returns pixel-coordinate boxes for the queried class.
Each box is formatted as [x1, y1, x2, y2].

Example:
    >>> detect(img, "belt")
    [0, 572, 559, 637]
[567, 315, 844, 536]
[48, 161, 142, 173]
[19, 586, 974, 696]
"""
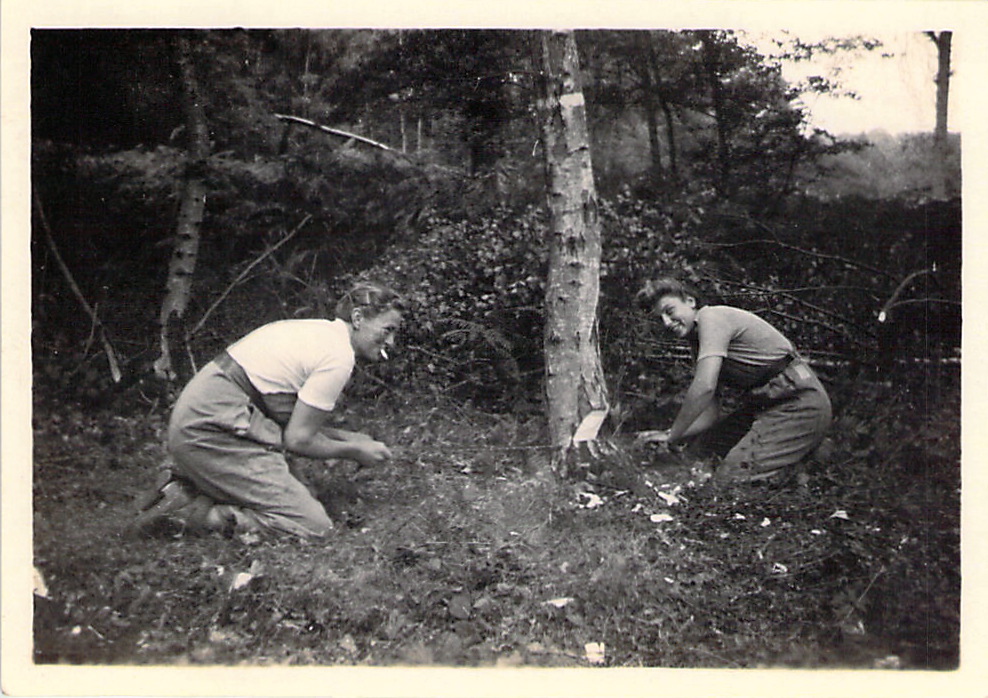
[748, 353, 797, 390]
[214, 351, 273, 419]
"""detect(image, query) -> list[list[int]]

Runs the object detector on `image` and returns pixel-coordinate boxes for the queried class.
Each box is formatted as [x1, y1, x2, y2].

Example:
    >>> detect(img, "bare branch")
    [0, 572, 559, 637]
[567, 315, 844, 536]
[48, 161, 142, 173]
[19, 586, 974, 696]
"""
[185, 214, 312, 341]
[761, 307, 872, 348]
[885, 297, 960, 314]
[708, 213, 896, 280]
[877, 268, 937, 323]
[33, 191, 122, 383]
[714, 277, 876, 336]
[275, 113, 412, 160]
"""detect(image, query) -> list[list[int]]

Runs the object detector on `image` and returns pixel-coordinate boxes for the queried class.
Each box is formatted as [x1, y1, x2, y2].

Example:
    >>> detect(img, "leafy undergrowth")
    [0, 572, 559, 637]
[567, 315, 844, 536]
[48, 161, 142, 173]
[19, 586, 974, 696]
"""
[31, 368, 959, 668]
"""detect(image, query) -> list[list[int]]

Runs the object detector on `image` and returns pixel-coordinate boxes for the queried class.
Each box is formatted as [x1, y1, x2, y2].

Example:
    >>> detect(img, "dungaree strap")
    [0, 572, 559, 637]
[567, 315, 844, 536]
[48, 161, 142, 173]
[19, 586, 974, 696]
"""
[214, 351, 275, 420]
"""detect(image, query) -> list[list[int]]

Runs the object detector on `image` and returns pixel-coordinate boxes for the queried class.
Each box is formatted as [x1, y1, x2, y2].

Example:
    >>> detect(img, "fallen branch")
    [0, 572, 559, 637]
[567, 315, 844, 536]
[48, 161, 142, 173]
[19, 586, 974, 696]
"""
[185, 215, 312, 341]
[33, 191, 122, 383]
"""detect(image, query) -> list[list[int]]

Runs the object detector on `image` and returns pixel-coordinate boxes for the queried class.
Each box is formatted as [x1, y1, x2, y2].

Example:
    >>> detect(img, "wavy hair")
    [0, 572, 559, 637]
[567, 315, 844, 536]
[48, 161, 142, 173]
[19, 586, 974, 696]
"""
[635, 277, 703, 312]
[334, 281, 406, 322]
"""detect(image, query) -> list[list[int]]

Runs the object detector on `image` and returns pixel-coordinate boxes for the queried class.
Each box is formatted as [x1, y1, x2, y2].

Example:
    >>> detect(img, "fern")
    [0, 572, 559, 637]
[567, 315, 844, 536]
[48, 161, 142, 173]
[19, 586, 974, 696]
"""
[440, 318, 514, 357]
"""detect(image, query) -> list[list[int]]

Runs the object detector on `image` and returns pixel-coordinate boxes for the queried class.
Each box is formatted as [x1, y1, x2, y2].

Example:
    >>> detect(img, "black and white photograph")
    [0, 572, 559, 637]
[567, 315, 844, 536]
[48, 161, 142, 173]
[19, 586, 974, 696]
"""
[3, 1, 985, 696]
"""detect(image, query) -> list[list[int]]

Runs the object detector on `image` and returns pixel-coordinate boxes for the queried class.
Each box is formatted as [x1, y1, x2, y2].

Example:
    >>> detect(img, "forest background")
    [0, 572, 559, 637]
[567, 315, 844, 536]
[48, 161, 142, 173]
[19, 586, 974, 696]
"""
[2, 2, 982, 694]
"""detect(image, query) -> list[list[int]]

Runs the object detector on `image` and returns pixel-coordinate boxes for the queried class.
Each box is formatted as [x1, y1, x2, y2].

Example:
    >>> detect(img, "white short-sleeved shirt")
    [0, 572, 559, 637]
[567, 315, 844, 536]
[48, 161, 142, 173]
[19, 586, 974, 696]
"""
[226, 318, 354, 412]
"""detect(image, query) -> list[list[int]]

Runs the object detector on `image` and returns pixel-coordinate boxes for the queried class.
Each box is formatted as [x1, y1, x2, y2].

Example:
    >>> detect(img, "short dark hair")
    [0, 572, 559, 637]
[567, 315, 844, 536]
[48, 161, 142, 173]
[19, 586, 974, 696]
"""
[635, 277, 702, 312]
[335, 281, 406, 322]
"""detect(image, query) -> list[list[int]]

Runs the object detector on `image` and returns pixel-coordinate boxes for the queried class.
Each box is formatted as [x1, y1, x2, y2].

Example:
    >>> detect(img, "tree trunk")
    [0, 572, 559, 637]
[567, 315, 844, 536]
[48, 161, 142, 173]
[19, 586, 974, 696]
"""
[400, 108, 408, 153]
[659, 95, 679, 178]
[636, 34, 663, 176]
[153, 36, 210, 382]
[537, 30, 610, 475]
[928, 31, 952, 199]
[648, 32, 678, 178]
[700, 31, 730, 196]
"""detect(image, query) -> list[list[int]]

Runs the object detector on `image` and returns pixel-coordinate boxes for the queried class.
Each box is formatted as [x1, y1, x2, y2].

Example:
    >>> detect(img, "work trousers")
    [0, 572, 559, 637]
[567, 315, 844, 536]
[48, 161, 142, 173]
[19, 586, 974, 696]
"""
[166, 360, 333, 538]
[689, 360, 832, 483]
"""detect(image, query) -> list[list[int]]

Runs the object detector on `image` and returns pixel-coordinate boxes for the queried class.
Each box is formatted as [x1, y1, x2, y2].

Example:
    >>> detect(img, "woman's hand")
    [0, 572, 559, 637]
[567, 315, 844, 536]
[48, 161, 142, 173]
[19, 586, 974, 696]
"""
[324, 427, 375, 443]
[351, 439, 393, 466]
[286, 402, 391, 463]
[636, 429, 672, 445]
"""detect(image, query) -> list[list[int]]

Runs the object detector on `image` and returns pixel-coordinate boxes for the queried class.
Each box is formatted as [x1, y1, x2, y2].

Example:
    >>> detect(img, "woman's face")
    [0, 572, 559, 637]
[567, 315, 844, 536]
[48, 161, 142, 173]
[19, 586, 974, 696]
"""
[351, 308, 403, 362]
[655, 293, 697, 338]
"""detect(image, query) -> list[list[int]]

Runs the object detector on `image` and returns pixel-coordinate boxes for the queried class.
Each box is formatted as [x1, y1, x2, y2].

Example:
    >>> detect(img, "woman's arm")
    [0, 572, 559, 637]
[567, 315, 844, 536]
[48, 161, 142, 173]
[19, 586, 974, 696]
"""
[284, 401, 392, 465]
[677, 397, 720, 439]
[322, 427, 375, 442]
[666, 355, 723, 445]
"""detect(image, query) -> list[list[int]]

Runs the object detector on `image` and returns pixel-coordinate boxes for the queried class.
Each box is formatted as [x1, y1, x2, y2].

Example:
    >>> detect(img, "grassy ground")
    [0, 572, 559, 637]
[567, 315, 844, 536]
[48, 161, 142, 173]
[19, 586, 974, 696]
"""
[31, 366, 960, 668]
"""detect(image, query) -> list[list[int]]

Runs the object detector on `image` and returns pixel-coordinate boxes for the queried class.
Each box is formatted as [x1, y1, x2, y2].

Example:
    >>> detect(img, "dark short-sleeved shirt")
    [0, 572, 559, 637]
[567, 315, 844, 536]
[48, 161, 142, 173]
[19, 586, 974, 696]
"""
[689, 306, 795, 389]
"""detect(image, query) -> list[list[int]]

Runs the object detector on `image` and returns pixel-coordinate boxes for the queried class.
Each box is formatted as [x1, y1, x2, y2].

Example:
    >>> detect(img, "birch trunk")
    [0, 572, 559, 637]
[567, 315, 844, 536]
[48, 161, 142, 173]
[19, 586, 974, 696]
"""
[153, 36, 209, 381]
[537, 30, 609, 475]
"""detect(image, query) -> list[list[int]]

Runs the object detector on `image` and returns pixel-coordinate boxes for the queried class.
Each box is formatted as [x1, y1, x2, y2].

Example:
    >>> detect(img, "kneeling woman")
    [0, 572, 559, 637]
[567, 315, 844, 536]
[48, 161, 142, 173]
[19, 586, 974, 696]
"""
[636, 278, 831, 484]
[132, 281, 404, 538]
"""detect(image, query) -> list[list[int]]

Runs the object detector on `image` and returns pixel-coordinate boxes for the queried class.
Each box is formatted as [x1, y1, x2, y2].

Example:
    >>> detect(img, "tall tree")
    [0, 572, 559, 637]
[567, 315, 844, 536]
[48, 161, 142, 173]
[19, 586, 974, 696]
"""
[536, 30, 609, 474]
[697, 31, 732, 196]
[578, 30, 690, 181]
[153, 35, 210, 381]
[647, 32, 681, 178]
[926, 30, 952, 199]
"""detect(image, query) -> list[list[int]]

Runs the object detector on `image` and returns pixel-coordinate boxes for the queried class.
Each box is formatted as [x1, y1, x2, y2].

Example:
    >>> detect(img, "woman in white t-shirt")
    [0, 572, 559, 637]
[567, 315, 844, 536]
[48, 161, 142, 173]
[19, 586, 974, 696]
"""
[130, 281, 404, 538]
[635, 278, 832, 485]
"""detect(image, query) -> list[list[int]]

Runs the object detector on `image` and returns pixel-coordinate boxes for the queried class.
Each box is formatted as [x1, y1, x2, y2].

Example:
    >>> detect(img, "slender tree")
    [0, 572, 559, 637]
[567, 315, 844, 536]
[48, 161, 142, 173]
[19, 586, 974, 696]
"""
[648, 32, 680, 178]
[154, 35, 210, 381]
[536, 30, 610, 474]
[698, 31, 732, 196]
[926, 30, 952, 199]
[627, 32, 664, 176]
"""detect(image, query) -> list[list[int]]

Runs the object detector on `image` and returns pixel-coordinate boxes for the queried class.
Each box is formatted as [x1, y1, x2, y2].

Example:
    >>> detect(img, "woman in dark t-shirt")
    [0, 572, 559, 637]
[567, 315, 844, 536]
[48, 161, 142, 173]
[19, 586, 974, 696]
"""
[636, 278, 832, 484]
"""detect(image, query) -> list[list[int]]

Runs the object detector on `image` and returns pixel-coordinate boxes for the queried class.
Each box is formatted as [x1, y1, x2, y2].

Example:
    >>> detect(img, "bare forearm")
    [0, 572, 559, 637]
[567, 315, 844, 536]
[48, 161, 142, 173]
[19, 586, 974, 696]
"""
[322, 427, 373, 442]
[668, 386, 716, 443]
[676, 399, 719, 440]
[285, 432, 363, 460]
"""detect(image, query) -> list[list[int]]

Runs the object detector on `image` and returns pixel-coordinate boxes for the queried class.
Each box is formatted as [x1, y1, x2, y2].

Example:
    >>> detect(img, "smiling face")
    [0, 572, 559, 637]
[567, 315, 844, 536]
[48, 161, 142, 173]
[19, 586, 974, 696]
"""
[350, 308, 403, 362]
[655, 293, 698, 338]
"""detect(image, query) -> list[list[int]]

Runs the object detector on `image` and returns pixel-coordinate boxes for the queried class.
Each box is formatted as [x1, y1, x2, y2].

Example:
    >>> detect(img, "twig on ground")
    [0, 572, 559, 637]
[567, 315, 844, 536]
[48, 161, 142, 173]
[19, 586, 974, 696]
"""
[835, 564, 886, 635]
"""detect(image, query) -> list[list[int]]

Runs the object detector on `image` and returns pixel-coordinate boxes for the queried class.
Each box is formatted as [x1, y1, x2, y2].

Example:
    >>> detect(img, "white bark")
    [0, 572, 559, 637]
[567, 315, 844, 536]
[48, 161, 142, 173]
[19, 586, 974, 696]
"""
[154, 36, 210, 381]
[538, 31, 609, 473]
